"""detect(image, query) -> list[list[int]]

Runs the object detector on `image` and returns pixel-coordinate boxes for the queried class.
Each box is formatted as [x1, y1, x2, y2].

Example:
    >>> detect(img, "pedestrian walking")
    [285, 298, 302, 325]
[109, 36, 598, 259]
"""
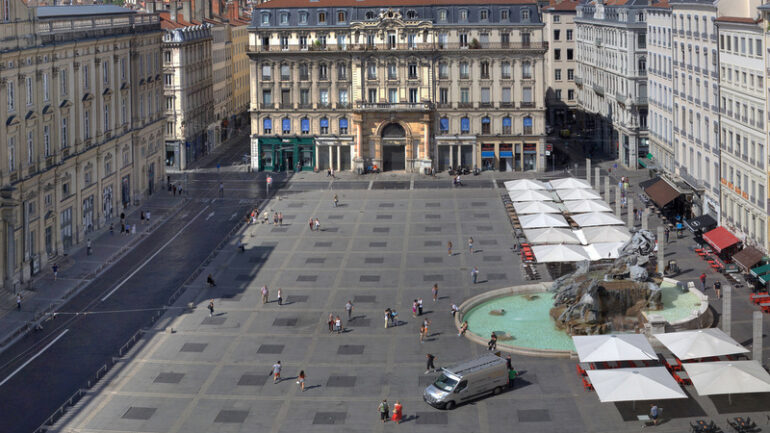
[384, 309, 391, 328]
[52, 264, 59, 280]
[296, 370, 306, 392]
[329, 313, 335, 332]
[309, 218, 314, 231]
[273, 212, 279, 226]
[447, 241, 453, 256]
[109, 223, 114, 235]
[458, 321, 468, 337]
[378, 400, 390, 423]
[426, 353, 436, 373]
[664, 227, 670, 243]
[207, 274, 216, 287]
[261, 285, 269, 304]
[16, 293, 22, 310]
[392, 401, 403, 424]
[86, 239, 92, 256]
[278, 212, 283, 226]
[432, 284, 438, 302]
[699, 272, 707, 289]
[146, 211, 151, 224]
[140, 211, 145, 223]
[714, 281, 722, 299]
[314, 218, 321, 231]
[451, 303, 459, 317]
[471, 266, 479, 284]
[173, 184, 177, 196]
[131, 224, 136, 235]
[277, 288, 283, 306]
[120, 222, 126, 234]
[271, 361, 282, 383]
[488, 332, 498, 350]
[335, 315, 343, 334]
[333, 194, 339, 208]
[417, 298, 424, 315]
[419, 324, 426, 343]
[649, 404, 660, 425]
[423, 318, 431, 337]
[345, 300, 353, 320]
[468, 237, 474, 254]
[208, 299, 215, 317]
[219, 182, 224, 198]
[390, 309, 398, 326]
[412, 300, 418, 318]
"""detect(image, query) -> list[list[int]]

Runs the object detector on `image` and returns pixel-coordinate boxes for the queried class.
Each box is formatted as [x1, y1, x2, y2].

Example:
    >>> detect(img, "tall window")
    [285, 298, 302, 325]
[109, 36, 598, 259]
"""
[521, 8, 530, 21]
[7, 80, 14, 112]
[480, 61, 490, 79]
[299, 63, 308, 80]
[263, 118, 272, 134]
[522, 62, 532, 79]
[84, 110, 90, 139]
[44, 125, 50, 157]
[83, 64, 90, 90]
[460, 117, 470, 133]
[60, 69, 67, 96]
[459, 62, 469, 79]
[301, 117, 310, 134]
[25, 76, 32, 106]
[282, 118, 291, 134]
[26, 131, 33, 165]
[481, 116, 491, 134]
[501, 62, 511, 79]
[319, 63, 328, 80]
[320, 117, 329, 134]
[103, 105, 110, 132]
[438, 62, 448, 79]
[439, 117, 449, 133]
[43, 73, 49, 101]
[8, 136, 15, 172]
[523, 116, 533, 134]
[61, 117, 68, 148]
[339, 117, 348, 134]
[502, 116, 512, 134]
[121, 98, 127, 124]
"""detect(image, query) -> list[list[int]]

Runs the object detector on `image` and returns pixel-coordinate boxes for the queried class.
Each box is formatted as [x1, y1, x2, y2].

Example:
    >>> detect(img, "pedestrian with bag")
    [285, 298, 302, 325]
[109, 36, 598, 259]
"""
[378, 400, 390, 423]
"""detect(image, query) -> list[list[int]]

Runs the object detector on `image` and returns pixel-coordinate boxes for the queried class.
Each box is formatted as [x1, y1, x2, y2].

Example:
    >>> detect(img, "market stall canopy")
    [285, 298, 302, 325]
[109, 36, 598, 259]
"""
[684, 214, 718, 233]
[639, 176, 662, 190]
[653, 329, 749, 360]
[519, 213, 570, 229]
[683, 361, 770, 396]
[571, 212, 625, 227]
[513, 201, 562, 215]
[548, 177, 593, 190]
[584, 242, 626, 260]
[750, 263, 770, 278]
[507, 189, 554, 202]
[504, 178, 547, 191]
[556, 189, 602, 201]
[586, 367, 687, 403]
[563, 200, 613, 214]
[732, 246, 764, 271]
[524, 227, 581, 245]
[702, 226, 740, 253]
[644, 178, 681, 208]
[573, 334, 658, 363]
[532, 244, 591, 262]
[581, 226, 632, 244]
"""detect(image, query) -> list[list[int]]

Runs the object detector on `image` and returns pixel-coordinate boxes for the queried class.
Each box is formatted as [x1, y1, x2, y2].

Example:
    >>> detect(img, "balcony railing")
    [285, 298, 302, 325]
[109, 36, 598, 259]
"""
[250, 41, 548, 53]
[36, 13, 158, 36]
[593, 85, 604, 96]
[354, 101, 433, 111]
[520, 101, 535, 108]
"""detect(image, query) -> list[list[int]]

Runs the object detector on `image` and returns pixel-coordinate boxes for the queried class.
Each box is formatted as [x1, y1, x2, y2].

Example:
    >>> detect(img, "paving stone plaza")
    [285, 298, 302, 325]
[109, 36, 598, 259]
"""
[51, 176, 769, 433]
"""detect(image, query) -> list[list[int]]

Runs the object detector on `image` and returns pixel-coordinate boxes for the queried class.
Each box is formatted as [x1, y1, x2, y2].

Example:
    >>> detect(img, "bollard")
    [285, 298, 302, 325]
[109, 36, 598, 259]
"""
[722, 285, 732, 336]
[586, 158, 592, 183]
[595, 167, 601, 190]
[604, 176, 610, 204]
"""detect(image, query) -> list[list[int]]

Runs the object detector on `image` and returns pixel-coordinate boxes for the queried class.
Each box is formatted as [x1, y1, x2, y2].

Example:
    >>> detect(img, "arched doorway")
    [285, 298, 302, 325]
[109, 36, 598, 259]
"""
[381, 123, 406, 171]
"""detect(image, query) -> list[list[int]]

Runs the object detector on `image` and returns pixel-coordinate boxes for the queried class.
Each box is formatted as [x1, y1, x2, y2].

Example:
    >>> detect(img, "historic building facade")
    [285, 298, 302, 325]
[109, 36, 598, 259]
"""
[248, 0, 548, 173]
[542, 0, 579, 129]
[646, 1, 674, 173]
[575, 0, 649, 168]
[0, 5, 164, 289]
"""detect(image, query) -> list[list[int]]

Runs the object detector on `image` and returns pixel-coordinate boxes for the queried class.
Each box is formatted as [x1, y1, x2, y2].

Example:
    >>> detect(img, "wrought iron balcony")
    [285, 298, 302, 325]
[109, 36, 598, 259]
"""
[353, 102, 433, 111]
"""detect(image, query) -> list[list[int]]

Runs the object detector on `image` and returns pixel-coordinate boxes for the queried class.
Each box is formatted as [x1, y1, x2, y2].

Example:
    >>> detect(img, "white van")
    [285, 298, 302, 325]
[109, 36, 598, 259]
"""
[422, 353, 509, 410]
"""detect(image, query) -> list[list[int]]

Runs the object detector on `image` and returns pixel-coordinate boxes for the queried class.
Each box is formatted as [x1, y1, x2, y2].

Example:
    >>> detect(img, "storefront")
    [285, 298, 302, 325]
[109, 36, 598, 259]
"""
[435, 136, 476, 171]
[315, 136, 353, 171]
[481, 143, 495, 171]
[523, 143, 537, 171]
[257, 137, 315, 172]
[500, 143, 514, 172]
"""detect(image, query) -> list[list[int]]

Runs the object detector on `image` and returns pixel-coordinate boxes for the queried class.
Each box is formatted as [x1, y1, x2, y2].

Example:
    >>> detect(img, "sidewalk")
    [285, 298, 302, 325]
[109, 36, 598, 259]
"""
[0, 189, 189, 351]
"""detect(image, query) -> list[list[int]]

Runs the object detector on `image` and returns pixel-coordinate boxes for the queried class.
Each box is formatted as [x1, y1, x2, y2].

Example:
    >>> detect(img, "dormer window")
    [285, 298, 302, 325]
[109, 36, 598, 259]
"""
[280, 13, 289, 24]
[261, 13, 270, 25]
[338, 11, 346, 22]
[480, 9, 488, 21]
[501, 9, 509, 21]
[366, 10, 375, 19]
[299, 12, 308, 24]
[318, 12, 326, 23]
[459, 9, 468, 21]
[438, 9, 447, 21]
[521, 8, 530, 22]
[406, 9, 417, 19]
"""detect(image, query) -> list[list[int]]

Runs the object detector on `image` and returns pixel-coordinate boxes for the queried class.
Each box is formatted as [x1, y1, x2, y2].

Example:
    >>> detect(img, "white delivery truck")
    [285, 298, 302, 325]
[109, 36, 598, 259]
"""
[423, 353, 510, 410]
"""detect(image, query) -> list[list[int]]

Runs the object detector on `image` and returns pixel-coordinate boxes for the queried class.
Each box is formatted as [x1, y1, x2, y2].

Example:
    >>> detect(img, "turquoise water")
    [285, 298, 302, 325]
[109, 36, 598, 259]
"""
[464, 285, 704, 352]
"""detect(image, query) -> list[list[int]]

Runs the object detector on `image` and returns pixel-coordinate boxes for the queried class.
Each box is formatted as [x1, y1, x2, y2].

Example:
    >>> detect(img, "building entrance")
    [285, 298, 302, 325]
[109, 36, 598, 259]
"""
[383, 145, 406, 171]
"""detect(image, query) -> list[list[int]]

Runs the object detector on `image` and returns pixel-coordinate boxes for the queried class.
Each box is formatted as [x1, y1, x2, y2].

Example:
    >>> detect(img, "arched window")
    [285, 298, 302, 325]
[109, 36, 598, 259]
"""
[365, 11, 375, 19]
[502, 116, 512, 134]
[460, 117, 470, 134]
[320, 117, 329, 134]
[522, 61, 532, 79]
[406, 10, 417, 19]
[481, 116, 491, 134]
[638, 57, 646, 72]
[337, 11, 346, 22]
[339, 117, 348, 134]
[301, 117, 310, 134]
[523, 116, 533, 134]
[282, 118, 291, 134]
[439, 117, 449, 133]
[263, 118, 272, 134]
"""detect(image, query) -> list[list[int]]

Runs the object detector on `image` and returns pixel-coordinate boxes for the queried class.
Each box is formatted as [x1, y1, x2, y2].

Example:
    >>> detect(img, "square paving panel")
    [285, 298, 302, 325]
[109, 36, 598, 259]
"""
[257, 344, 285, 354]
[471, 201, 487, 207]
[359, 275, 381, 282]
[351, 318, 371, 327]
[180, 343, 207, 353]
[369, 241, 387, 248]
[314, 242, 332, 248]
[220, 292, 243, 301]
[483, 256, 502, 262]
[365, 257, 384, 264]
[424, 227, 441, 233]
[248, 257, 263, 264]
[473, 213, 490, 218]
[337, 345, 364, 355]
[424, 241, 442, 247]
[372, 227, 390, 233]
[378, 203, 395, 208]
[261, 241, 278, 247]
[325, 228, 339, 233]
[419, 376, 437, 386]
[215, 410, 249, 424]
[297, 275, 318, 282]
[425, 202, 441, 208]
[479, 239, 498, 246]
[154, 372, 185, 384]
[235, 274, 252, 282]
[201, 317, 226, 325]
[305, 257, 326, 264]
[237, 374, 268, 386]
[423, 257, 443, 264]
[424, 274, 444, 282]
[288, 295, 308, 303]
[328, 215, 344, 220]
[518, 409, 551, 422]
[354, 295, 376, 303]
[487, 273, 507, 280]
[326, 375, 357, 387]
[271, 228, 288, 233]
[313, 412, 347, 425]
[416, 412, 448, 425]
[287, 203, 304, 208]
[284, 215, 297, 220]
[476, 226, 493, 231]
[272, 318, 298, 327]
[122, 407, 156, 420]
[376, 214, 393, 220]
[425, 214, 441, 220]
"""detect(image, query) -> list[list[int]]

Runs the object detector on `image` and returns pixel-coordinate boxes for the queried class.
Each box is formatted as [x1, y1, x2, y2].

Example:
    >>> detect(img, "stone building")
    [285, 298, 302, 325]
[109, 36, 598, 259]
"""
[646, 0, 674, 173]
[248, 0, 548, 173]
[542, 0, 579, 130]
[575, 0, 649, 168]
[0, 4, 164, 289]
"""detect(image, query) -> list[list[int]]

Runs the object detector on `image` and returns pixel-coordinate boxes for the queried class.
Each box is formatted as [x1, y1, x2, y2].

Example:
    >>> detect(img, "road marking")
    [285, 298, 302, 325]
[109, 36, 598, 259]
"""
[205, 211, 215, 221]
[0, 329, 69, 388]
[101, 206, 209, 302]
[367, 181, 374, 190]
[230, 212, 237, 220]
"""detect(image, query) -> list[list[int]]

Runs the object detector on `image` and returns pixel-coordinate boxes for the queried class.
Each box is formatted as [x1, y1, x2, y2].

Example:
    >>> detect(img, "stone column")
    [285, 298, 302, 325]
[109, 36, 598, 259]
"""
[642, 208, 649, 230]
[586, 158, 591, 183]
[722, 285, 732, 336]
[627, 198, 634, 228]
[594, 167, 601, 190]
[604, 176, 610, 204]
[657, 226, 664, 274]
[615, 186, 622, 217]
[752, 311, 763, 361]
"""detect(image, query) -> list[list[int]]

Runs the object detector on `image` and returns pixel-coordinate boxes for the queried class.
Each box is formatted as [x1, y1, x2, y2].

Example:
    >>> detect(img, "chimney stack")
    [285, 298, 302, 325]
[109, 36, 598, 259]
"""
[227, 0, 238, 21]
[182, 0, 192, 22]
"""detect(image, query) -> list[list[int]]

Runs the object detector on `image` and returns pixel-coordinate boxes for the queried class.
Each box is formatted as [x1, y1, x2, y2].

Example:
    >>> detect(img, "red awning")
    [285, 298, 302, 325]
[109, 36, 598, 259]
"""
[702, 226, 740, 253]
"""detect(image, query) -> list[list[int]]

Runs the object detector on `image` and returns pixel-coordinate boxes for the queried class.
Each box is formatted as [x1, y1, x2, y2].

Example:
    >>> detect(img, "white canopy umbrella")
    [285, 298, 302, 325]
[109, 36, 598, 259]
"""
[573, 334, 658, 363]
[507, 189, 554, 202]
[519, 213, 570, 229]
[683, 361, 770, 398]
[548, 177, 593, 190]
[564, 199, 613, 214]
[584, 242, 626, 260]
[513, 201, 562, 215]
[504, 178, 547, 191]
[572, 212, 625, 227]
[587, 367, 687, 403]
[653, 329, 750, 360]
[556, 189, 603, 201]
[532, 244, 590, 262]
[582, 226, 632, 244]
[524, 227, 581, 245]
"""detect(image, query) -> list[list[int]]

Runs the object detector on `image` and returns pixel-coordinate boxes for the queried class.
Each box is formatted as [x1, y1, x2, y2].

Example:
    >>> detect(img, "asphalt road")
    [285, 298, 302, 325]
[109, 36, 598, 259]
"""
[0, 139, 259, 433]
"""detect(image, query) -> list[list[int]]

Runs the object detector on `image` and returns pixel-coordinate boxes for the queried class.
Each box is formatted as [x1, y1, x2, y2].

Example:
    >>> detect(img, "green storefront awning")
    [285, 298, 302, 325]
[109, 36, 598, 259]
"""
[258, 137, 315, 146]
[638, 158, 647, 168]
[760, 273, 770, 284]
[750, 263, 770, 277]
